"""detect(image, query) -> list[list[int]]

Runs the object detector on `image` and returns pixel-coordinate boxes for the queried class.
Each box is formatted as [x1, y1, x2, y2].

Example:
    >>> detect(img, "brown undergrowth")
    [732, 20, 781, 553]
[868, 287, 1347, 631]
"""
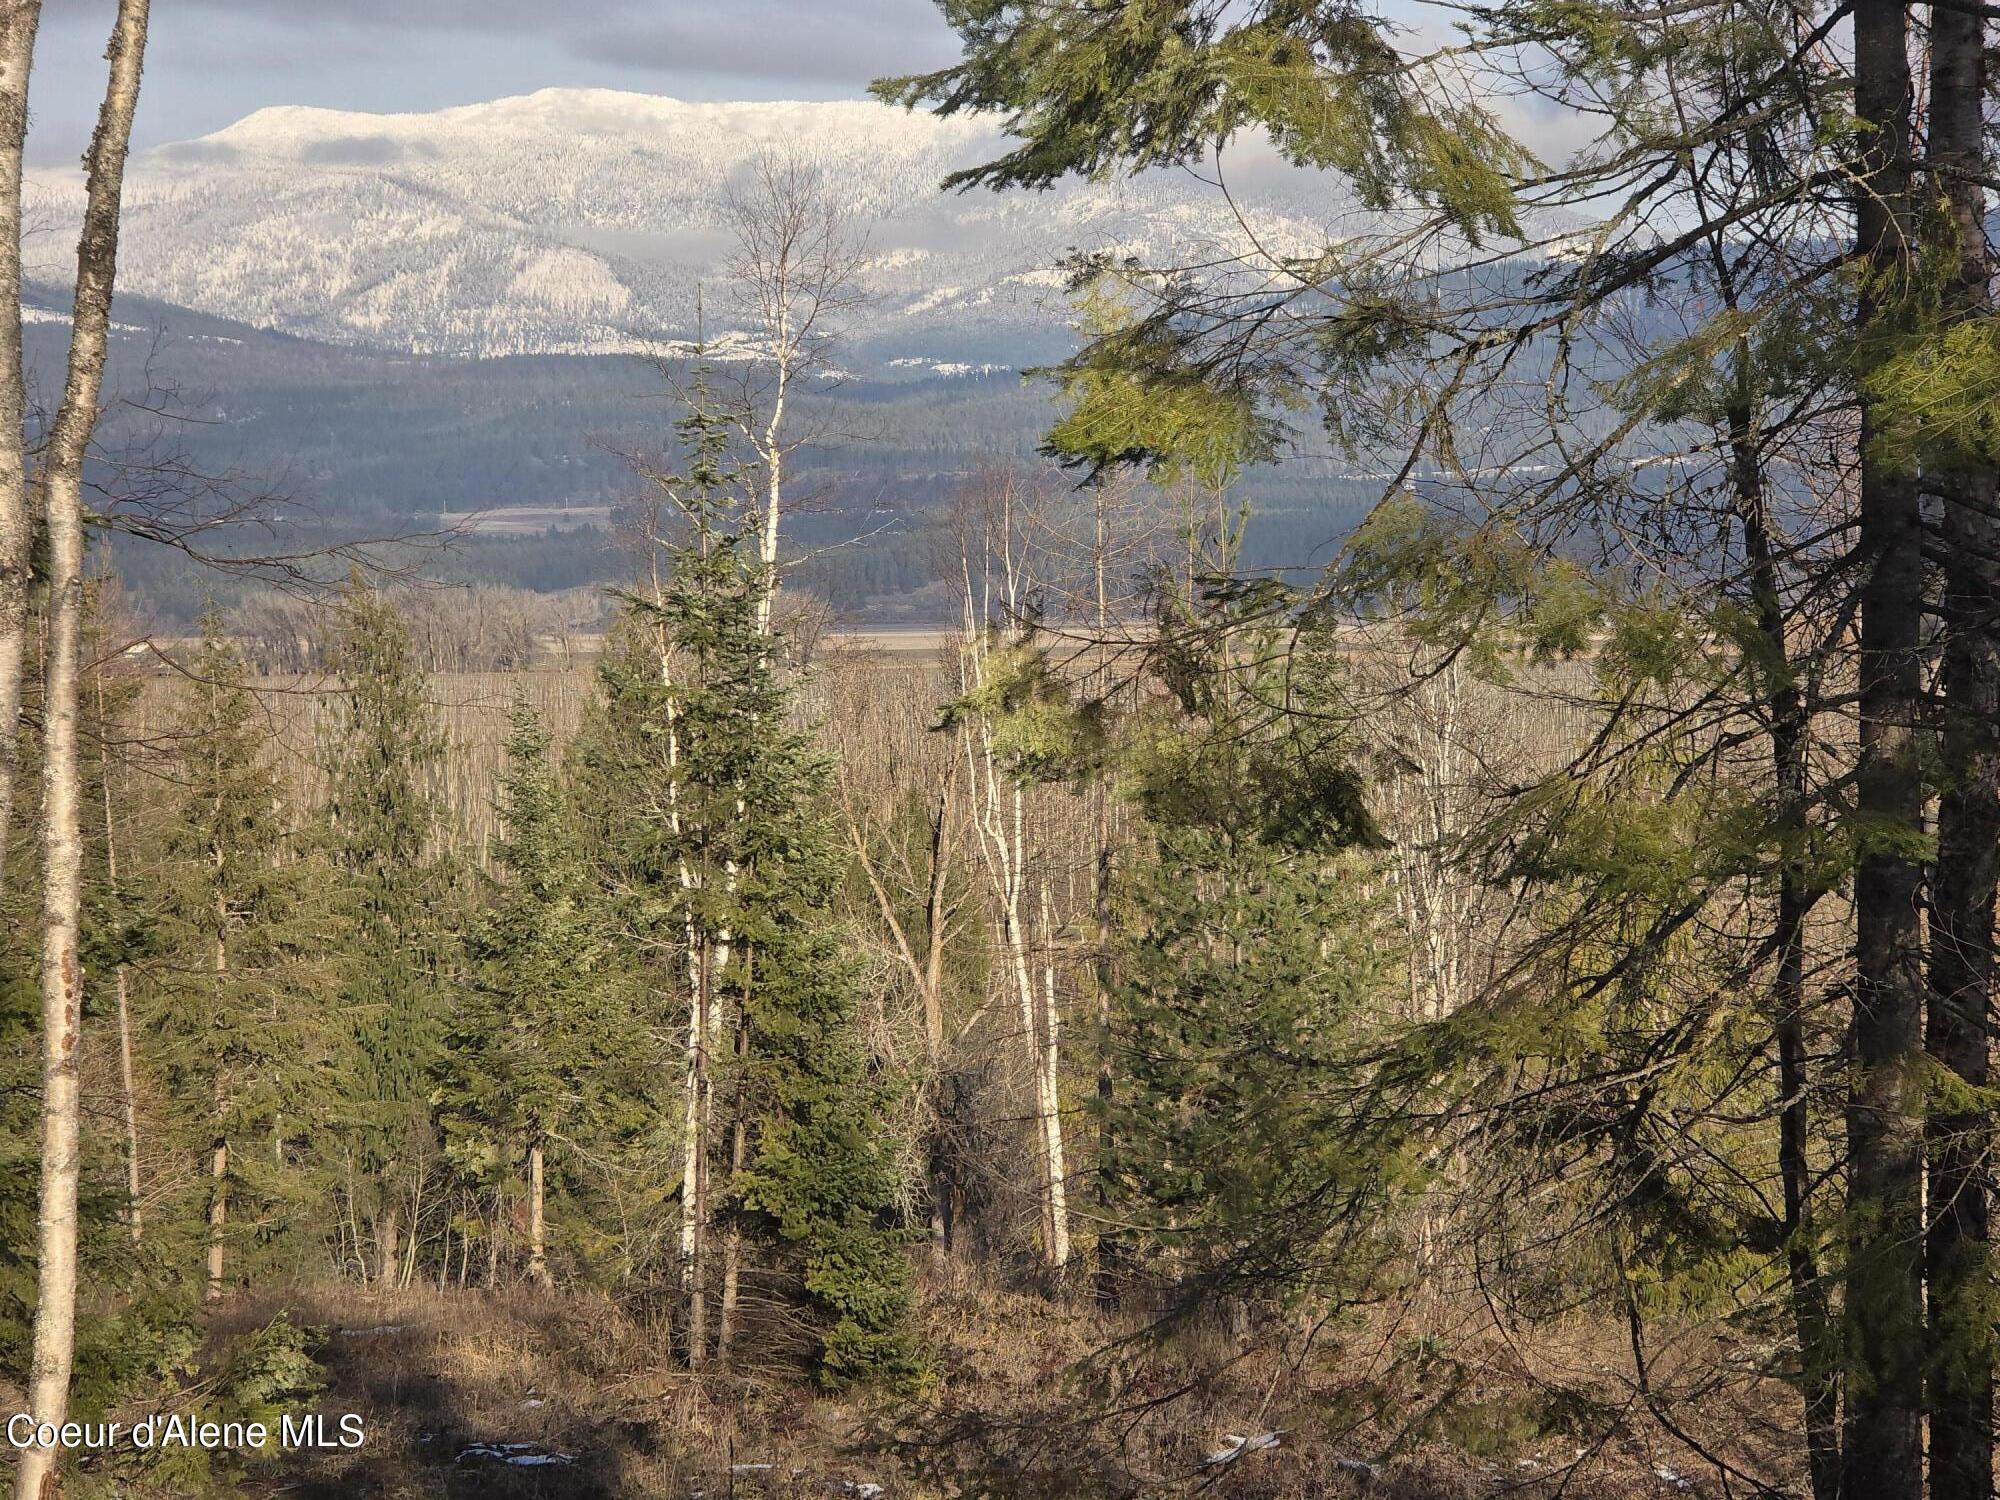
[157, 1272, 1795, 1499]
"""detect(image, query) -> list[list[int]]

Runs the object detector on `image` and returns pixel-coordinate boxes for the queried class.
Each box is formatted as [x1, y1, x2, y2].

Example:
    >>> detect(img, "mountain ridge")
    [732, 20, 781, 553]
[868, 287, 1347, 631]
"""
[24, 88, 1362, 369]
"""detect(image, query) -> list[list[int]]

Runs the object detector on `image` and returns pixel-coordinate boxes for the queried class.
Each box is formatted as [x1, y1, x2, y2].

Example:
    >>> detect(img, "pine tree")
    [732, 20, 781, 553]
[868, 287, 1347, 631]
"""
[143, 616, 341, 1302]
[1103, 599, 1395, 1307]
[317, 576, 458, 1290]
[578, 364, 914, 1383]
[436, 697, 649, 1289]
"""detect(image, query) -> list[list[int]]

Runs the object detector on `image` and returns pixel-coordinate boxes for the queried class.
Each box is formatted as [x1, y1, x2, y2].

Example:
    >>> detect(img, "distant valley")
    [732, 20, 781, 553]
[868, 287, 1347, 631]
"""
[19, 90, 1455, 624]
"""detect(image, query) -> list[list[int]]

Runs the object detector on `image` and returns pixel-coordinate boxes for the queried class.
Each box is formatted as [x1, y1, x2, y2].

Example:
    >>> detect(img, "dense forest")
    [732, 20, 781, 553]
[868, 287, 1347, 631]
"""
[2, 0, 2000, 1499]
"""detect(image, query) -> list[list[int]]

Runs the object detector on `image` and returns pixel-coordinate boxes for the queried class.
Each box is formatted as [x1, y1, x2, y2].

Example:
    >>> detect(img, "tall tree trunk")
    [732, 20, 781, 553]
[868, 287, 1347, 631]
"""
[0, 0, 41, 907]
[484, 1198, 500, 1289]
[96, 671, 141, 1243]
[680, 938, 711, 1368]
[922, 780, 953, 1255]
[1036, 881, 1070, 1272]
[1090, 488, 1122, 1308]
[114, 969, 140, 1243]
[755, 354, 787, 637]
[525, 1139, 551, 1289]
[999, 877, 1063, 1266]
[1924, 4, 1998, 1494]
[1844, 0, 1924, 1491]
[1731, 384, 1840, 1500]
[206, 876, 227, 1304]
[376, 1205, 400, 1292]
[206, 1136, 227, 1304]
[961, 549, 1070, 1276]
[654, 604, 712, 1365]
[14, 6, 149, 1496]
[716, 957, 750, 1365]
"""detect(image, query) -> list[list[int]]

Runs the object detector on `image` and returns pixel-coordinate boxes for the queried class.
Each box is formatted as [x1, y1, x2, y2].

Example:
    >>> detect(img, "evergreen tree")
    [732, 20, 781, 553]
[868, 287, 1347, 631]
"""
[436, 697, 649, 1288]
[578, 364, 915, 1383]
[143, 616, 341, 1301]
[316, 575, 458, 1288]
[1102, 596, 1396, 1307]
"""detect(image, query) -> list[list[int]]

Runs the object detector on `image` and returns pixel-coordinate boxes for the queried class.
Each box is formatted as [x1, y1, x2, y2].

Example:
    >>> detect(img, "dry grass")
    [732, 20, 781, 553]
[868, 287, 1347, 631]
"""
[205, 1279, 990, 1500]
[168, 1275, 1791, 1500]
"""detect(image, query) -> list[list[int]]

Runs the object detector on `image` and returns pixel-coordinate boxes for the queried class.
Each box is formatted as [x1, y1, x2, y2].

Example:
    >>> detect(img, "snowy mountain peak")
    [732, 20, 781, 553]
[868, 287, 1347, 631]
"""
[189, 88, 995, 161]
[29, 89, 1353, 366]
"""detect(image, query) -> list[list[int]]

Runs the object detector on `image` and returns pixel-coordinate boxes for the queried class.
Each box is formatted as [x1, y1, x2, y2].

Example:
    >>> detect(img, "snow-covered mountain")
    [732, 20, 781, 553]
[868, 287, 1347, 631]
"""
[25, 89, 1358, 371]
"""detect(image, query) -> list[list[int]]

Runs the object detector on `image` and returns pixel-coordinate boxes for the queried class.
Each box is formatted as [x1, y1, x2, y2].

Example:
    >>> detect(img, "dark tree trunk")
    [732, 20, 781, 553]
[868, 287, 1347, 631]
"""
[1844, 0, 1925, 1493]
[1924, 1, 1998, 1494]
[1730, 384, 1841, 1500]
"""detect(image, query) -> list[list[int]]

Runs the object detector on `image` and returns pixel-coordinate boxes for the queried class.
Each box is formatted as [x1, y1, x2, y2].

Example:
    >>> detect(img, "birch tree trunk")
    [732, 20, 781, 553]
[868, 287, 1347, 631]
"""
[15, 6, 149, 1494]
[1089, 489, 1121, 1306]
[716, 956, 750, 1364]
[0, 0, 42, 907]
[653, 605, 711, 1367]
[722, 149, 860, 639]
[980, 738, 1068, 1271]
[1035, 881, 1070, 1271]
[206, 1138, 227, 1304]
[959, 547, 1069, 1273]
[754, 317, 788, 638]
[681, 940, 711, 1367]
[526, 1140, 551, 1289]
[484, 1201, 500, 1289]
[206, 876, 227, 1304]
[376, 1207, 400, 1292]
[96, 671, 141, 1243]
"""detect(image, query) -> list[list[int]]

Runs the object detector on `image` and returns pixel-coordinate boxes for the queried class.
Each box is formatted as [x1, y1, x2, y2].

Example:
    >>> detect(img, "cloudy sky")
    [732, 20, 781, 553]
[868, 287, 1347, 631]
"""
[30, 0, 964, 162]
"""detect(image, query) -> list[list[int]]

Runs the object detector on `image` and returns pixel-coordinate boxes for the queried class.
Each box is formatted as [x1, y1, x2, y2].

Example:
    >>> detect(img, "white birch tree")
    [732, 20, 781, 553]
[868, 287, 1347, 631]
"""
[721, 150, 866, 636]
[952, 470, 1072, 1272]
[16, 2, 150, 1493]
[0, 0, 41, 902]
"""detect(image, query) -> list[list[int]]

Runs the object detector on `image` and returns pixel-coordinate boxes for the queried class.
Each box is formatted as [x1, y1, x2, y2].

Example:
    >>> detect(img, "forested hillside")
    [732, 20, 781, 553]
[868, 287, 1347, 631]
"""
[4, 0, 2000, 1499]
[27, 282, 1385, 623]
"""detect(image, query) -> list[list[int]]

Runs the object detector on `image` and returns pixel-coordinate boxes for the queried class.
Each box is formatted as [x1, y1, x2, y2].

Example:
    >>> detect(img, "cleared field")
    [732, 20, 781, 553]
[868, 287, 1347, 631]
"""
[435, 505, 616, 534]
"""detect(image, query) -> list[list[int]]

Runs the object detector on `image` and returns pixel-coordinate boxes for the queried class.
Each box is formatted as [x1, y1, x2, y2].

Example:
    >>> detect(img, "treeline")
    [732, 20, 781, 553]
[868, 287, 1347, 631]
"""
[869, 0, 2000, 1496]
[0, 411, 1427, 1483]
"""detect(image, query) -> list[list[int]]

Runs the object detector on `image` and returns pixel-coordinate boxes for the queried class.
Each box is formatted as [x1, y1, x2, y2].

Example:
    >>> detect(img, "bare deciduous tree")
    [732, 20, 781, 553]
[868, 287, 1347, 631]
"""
[16, 1, 151, 1494]
[720, 149, 867, 635]
[954, 468, 1071, 1273]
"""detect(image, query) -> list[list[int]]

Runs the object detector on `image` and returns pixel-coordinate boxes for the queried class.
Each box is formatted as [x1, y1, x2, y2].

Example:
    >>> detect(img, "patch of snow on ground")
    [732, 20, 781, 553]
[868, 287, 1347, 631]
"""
[1202, 1431, 1283, 1467]
[456, 1441, 575, 1468]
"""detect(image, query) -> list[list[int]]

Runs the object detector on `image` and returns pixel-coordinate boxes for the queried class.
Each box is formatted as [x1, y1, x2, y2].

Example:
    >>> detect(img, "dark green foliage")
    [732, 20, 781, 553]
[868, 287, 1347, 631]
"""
[315, 576, 462, 1248]
[579, 366, 916, 1384]
[732, 915, 919, 1386]
[141, 617, 345, 1288]
[435, 698, 653, 1273]
[1106, 817, 1396, 1298]
[1104, 598, 1398, 1305]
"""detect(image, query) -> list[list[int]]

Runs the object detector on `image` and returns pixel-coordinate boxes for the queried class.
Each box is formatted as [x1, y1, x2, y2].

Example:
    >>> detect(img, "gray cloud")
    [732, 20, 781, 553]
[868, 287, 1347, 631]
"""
[300, 134, 434, 165]
[175, 0, 603, 31]
[571, 2, 958, 86]
[150, 139, 241, 166]
[173, 0, 955, 57]
[29, 0, 961, 167]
